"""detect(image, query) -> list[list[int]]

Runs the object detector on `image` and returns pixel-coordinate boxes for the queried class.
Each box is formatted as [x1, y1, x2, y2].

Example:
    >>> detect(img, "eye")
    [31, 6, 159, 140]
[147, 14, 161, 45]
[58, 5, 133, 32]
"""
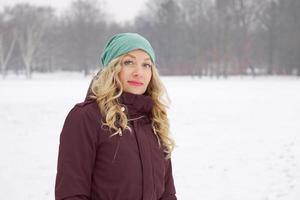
[123, 60, 134, 65]
[143, 63, 152, 68]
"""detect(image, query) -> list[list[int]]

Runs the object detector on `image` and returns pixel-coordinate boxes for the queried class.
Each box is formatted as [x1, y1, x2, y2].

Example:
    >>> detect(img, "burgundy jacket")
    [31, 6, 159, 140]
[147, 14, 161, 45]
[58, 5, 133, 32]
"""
[55, 91, 177, 200]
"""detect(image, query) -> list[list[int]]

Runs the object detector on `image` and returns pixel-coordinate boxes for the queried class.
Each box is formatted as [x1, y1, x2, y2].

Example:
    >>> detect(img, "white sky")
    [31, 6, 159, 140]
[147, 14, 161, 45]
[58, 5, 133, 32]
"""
[0, 0, 147, 23]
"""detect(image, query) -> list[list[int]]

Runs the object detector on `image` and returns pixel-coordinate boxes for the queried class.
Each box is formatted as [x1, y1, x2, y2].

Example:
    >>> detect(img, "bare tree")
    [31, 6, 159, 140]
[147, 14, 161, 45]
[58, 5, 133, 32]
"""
[180, 0, 212, 77]
[230, 0, 257, 76]
[9, 4, 53, 79]
[65, 0, 106, 76]
[0, 8, 17, 78]
[256, 0, 281, 75]
[136, 0, 187, 75]
[0, 0, 298, 77]
[276, 0, 300, 75]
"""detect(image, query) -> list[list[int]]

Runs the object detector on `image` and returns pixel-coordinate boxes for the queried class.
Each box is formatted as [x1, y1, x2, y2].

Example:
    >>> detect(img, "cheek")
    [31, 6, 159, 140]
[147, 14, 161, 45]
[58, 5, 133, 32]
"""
[118, 69, 127, 83]
[118, 74, 126, 89]
[145, 71, 152, 85]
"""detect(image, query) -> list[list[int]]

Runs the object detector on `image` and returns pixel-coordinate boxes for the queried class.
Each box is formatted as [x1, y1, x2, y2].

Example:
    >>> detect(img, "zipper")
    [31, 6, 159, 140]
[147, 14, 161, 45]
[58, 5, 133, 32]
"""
[112, 136, 121, 163]
[111, 116, 145, 163]
[112, 128, 122, 163]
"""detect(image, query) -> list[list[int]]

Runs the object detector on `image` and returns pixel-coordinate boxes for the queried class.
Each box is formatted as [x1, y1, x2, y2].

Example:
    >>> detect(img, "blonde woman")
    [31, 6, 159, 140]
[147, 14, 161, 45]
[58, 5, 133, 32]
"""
[55, 33, 177, 200]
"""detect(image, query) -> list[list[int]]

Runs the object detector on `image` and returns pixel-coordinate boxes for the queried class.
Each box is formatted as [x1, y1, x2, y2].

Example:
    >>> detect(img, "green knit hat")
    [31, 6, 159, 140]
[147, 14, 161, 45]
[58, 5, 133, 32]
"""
[101, 32, 156, 67]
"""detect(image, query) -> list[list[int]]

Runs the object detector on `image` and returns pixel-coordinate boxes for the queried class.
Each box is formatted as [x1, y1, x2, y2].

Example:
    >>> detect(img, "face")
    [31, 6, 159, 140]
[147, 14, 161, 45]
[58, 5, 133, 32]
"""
[118, 49, 153, 95]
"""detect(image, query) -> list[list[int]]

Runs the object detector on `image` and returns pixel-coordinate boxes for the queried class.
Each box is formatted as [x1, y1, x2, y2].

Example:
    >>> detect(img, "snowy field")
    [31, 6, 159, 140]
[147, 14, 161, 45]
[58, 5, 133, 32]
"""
[0, 73, 299, 200]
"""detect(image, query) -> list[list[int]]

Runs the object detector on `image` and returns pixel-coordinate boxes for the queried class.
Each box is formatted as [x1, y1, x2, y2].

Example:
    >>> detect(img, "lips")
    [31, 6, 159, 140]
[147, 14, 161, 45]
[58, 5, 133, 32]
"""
[128, 80, 144, 86]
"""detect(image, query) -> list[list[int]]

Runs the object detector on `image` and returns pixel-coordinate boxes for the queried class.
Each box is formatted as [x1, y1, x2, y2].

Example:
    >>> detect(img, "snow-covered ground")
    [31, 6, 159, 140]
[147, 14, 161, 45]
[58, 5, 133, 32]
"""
[0, 73, 299, 200]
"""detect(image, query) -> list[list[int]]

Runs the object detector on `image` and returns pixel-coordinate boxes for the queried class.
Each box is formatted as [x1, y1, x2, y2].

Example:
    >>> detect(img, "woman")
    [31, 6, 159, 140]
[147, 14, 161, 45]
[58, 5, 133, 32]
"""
[55, 33, 177, 200]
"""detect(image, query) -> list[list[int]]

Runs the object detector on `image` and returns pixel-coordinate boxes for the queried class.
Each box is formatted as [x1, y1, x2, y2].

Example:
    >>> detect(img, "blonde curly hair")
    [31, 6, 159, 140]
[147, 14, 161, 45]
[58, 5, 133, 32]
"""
[88, 54, 175, 158]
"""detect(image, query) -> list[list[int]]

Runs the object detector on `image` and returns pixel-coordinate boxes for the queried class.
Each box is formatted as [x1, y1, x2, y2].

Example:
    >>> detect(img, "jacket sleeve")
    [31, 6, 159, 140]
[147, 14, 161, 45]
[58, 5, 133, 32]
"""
[55, 106, 98, 200]
[160, 158, 177, 200]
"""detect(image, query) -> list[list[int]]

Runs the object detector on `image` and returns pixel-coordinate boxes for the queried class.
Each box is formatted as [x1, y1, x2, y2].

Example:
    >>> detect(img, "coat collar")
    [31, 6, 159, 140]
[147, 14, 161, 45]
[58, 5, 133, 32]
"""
[117, 91, 154, 118]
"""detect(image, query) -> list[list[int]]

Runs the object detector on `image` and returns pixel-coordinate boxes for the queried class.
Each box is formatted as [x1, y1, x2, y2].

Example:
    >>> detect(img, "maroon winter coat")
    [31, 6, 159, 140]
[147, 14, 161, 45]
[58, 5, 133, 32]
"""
[55, 91, 177, 200]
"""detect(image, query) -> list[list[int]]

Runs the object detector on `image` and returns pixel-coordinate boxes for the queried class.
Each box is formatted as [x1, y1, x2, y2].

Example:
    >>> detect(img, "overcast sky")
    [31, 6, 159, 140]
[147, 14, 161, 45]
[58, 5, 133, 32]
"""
[0, 0, 147, 23]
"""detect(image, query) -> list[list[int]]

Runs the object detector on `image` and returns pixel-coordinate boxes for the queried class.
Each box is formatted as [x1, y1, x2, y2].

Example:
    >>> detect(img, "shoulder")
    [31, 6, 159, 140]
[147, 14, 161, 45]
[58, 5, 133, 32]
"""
[66, 99, 102, 126]
[59, 100, 102, 149]
[74, 99, 98, 111]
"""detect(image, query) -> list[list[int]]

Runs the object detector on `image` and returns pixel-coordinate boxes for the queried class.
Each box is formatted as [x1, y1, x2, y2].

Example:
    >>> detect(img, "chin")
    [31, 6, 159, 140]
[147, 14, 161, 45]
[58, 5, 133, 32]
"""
[125, 89, 145, 95]
[131, 91, 144, 95]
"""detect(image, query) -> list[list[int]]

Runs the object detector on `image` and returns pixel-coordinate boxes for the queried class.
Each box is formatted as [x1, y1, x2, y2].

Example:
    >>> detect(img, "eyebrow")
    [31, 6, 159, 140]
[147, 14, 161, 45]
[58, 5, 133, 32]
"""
[124, 54, 151, 61]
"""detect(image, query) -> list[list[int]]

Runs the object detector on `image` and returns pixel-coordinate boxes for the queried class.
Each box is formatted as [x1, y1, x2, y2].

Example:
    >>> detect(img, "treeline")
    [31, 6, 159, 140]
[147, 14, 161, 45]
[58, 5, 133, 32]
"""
[0, 0, 299, 78]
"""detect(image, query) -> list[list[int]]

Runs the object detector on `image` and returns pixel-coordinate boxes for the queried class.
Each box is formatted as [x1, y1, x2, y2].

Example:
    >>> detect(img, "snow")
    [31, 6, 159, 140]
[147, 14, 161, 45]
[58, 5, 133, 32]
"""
[0, 73, 299, 200]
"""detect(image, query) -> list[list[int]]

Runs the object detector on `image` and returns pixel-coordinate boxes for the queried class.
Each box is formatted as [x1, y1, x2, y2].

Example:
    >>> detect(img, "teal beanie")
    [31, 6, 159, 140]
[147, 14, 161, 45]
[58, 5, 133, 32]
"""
[100, 32, 156, 67]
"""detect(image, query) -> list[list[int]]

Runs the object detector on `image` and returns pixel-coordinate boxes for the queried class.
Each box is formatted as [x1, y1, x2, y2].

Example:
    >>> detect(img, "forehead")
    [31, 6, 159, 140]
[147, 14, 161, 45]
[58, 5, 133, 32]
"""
[123, 49, 151, 59]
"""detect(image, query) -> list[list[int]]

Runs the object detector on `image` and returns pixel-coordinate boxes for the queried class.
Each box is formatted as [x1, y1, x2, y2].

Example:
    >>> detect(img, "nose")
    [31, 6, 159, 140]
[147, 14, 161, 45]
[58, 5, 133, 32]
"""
[132, 65, 144, 77]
